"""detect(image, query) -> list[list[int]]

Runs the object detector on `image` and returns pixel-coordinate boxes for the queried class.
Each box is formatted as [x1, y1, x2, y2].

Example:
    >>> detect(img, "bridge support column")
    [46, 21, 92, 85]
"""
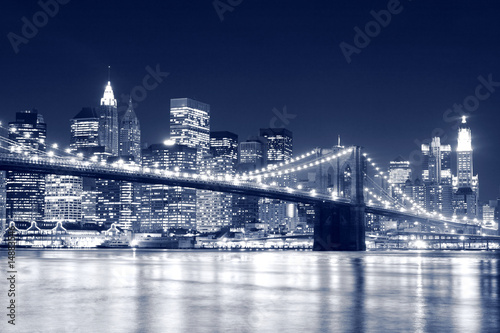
[313, 203, 366, 251]
[313, 146, 366, 251]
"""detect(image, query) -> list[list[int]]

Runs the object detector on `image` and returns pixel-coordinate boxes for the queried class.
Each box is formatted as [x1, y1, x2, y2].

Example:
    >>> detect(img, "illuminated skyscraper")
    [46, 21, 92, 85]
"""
[99, 81, 119, 156]
[116, 98, 142, 230]
[119, 97, 141, 162]
[44, 175, 82, 224]
[422, 137, 452, 185]
[389, 156, 411, 199]
[259, 128, 293, 165]
[169, 98, 210, 165]
[141, 143, 197, 231]
[259, 128, 294, 231]
[456, 116, 477, 189]
[6, 109, 46, 223]
[197, 131, 238, 232]
[238, 138, 266, 170]
[453, 116, 479, 219]
[70, 107, 100, 152]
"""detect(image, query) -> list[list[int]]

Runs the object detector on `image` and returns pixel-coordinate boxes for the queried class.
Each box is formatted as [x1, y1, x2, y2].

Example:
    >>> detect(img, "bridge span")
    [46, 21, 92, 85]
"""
[0, 147, 480, 251]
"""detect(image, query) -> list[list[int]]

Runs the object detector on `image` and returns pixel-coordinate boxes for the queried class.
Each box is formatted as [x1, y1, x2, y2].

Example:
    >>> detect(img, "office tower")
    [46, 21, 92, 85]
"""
[453, 116, 479, 218]
[197, 131, 238, 232]
[70, 107, 100, 152]
[238, 137, 266, 169]
[209, 131, 238, 169]
[421, 137, 453, 216]
[389, 156, 411, 186]
[259, 128, 293, 165]
[422, 137, 452, 185]
[116, 98, 142, 231]
[233, 137, 267, 228]
[68, 107, 101, 226]
[81, 178, 98, 225]
[141, 143, 197, 231]
[169, 98, 210, 165]
[389, 156, 412, 200]
[403, 178, 425, 208]
[44, 175, 82, 224]
[99, 81, 119, 156]
[95, 80, 120, 227]
[259, 128, 294, 231]
[456, 116, 474, 187]
[119, 98, 141, 162]
[95, 177, 121, 228]
[6, 109, 46, 223]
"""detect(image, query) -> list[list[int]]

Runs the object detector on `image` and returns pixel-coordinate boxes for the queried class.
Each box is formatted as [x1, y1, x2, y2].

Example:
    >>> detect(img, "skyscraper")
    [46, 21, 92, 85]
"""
[6, 109, 46, 223]
[259, 128, 294, 231]
[169, 98, 210, 230]
[197, 131, 238, 232]
[456, 116, 477, 188]
[389, 156, 411, 199]
[233, 137, 267, 228]
[141, 143, 197, 231]
[116, 98, 142, 231]
[70, 107, 100, 152]
[421, 137, 453, 216]
[209, 131, 238, 169]
[44, 175, 82, 224]
[99, 81, 119, 156]
[169, 98, 210, 165]
[119, 97, 141, 162]
[453, 116, 479, 219]
[259, 128, 293, 165]
[422, 137, 452, 185]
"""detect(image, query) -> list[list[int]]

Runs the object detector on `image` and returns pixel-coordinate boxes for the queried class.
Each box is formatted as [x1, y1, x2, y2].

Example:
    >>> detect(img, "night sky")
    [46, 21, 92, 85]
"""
[1, 0, 500, 200]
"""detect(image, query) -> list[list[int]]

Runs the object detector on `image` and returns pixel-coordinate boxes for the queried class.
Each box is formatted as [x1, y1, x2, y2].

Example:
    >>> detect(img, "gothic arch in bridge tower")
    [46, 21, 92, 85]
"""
[340, 163, 352, 199]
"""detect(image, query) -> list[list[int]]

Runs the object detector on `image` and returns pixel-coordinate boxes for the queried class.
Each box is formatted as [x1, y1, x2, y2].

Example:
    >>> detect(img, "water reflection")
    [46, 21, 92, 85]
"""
[3, 250, 499, 333]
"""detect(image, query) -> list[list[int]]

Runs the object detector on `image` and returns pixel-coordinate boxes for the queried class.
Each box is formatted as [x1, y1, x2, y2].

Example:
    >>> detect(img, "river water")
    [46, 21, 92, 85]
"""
[1, 249, 499, 333]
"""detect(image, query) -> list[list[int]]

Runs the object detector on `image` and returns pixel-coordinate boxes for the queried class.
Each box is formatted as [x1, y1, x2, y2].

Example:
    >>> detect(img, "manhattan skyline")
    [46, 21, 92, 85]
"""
[1, 0, 500, 200]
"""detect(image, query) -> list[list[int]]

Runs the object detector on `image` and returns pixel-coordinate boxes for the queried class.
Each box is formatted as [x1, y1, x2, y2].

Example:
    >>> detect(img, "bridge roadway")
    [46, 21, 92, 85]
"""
[0, 153, 478, 231]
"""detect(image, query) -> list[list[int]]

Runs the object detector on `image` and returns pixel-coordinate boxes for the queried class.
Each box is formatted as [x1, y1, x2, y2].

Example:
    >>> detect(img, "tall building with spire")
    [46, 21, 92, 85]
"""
[119, 97, 141, 162]
[99, 80, 119, 157]
[453, 116, 479, 219]
[456, 116, 475, 188]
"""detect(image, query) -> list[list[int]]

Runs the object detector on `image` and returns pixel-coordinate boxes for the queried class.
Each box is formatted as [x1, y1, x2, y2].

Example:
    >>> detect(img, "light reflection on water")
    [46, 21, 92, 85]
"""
[2, 250, 499, 333]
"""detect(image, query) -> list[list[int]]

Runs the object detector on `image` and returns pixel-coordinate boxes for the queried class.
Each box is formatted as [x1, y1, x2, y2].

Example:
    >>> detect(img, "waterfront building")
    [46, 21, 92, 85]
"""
[44, 175, 82, 224]
[141, 143, 197, 231]
[6, 109, 46, 224]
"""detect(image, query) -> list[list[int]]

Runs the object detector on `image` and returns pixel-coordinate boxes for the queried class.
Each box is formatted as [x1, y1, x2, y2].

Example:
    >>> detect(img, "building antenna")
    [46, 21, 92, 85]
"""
[338, 135, 341, 147]
[108, 65, 111, 83]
